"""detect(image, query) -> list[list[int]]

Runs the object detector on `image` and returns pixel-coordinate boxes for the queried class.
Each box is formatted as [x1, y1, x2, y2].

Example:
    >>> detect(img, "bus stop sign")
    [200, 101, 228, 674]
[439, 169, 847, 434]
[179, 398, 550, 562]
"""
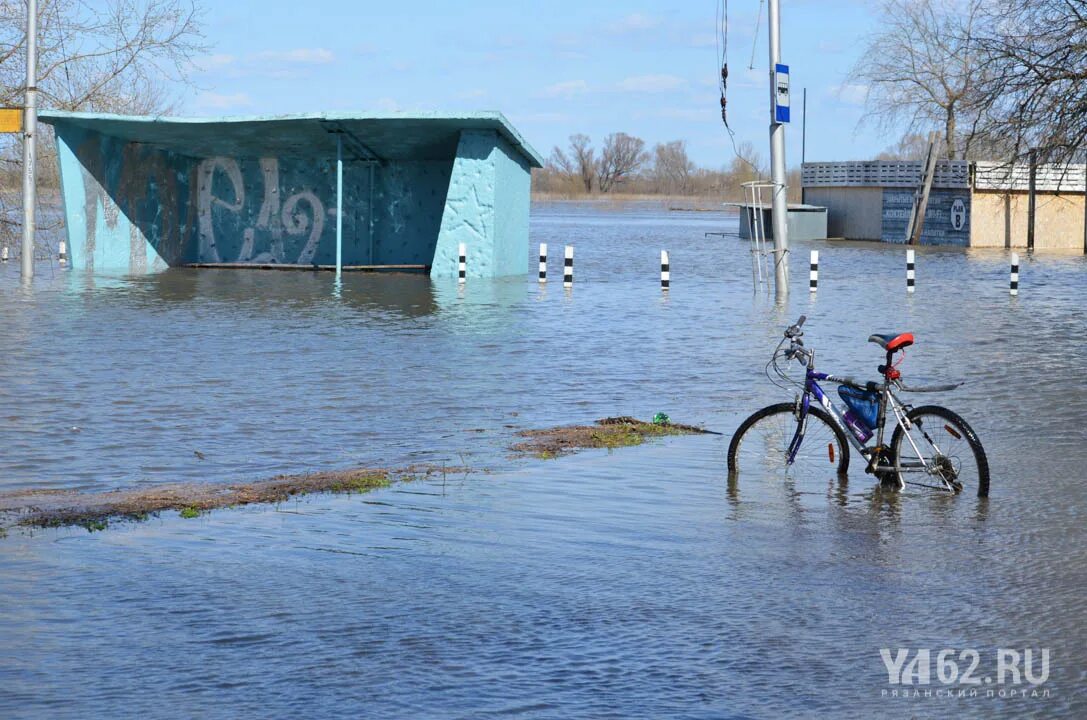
[774, 64, 790, 123]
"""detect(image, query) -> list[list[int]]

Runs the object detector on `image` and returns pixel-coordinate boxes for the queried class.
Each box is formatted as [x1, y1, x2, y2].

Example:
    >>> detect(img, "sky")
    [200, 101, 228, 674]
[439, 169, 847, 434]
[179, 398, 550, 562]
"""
[183, 0, 886, 170]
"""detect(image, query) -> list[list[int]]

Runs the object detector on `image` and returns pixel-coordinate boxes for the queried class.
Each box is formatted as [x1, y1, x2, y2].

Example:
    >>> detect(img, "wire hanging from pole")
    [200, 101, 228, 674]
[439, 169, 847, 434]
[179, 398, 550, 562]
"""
[717, 0, 728, 128]
[717, 0, 760, 177]
[749, 0, 764, 70]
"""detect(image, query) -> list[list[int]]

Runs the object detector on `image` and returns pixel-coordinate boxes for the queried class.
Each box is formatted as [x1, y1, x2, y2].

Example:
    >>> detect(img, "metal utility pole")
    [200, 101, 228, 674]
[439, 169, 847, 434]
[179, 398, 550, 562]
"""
[335, 133, 343, 278]
[801, 87, 807, 205]
[21, 0, 38, 281]
[801, 87, 807, 165]
[1027, 149, 1037, 252]
[767, 0, 789, 299]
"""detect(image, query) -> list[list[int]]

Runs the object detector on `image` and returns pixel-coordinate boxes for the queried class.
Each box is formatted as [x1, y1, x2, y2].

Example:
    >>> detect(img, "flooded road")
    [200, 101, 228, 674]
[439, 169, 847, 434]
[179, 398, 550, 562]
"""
[1, 203, 1085, 717]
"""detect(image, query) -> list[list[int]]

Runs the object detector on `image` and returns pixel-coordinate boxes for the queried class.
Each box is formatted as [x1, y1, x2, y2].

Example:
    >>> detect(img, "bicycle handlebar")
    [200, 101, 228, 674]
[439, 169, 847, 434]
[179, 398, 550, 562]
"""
[784, 315, 806, 339]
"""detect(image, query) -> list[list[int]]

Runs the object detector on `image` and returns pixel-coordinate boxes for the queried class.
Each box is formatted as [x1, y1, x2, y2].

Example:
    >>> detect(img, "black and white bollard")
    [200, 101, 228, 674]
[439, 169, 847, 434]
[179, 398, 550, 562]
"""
[563, 245, 573, 287]
[660, 250, 670, 290]
[58, 241, 67, 265]
[1, 246, 7, 263]
[538, 243, 547, 283]
[809, 250, 818, 292]
[906, 249, 915, 293]
[1010, 252, 1019, 296]
[458, 242, 466, 283]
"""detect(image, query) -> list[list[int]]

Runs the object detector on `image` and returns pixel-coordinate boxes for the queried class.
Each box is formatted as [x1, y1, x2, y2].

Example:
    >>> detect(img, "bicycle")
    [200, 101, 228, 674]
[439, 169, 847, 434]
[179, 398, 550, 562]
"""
[727, 316, 990, 497]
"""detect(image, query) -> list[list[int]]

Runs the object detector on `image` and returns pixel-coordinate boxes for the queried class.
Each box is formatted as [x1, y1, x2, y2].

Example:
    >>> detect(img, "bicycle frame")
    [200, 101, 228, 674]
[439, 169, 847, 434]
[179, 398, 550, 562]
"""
[786, 355, 942, 481]
[789, 368, 884, 458]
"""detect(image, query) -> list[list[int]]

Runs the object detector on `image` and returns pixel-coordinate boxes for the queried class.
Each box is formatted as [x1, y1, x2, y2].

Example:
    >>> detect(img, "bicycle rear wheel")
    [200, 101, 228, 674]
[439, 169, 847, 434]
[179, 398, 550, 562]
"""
[727, 402, 850, 479]
[890, 405, 990, 497]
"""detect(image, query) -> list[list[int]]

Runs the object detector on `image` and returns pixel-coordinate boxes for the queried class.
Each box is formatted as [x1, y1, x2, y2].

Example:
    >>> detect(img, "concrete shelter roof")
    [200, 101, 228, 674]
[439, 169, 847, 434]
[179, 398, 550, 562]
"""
[38, 110, 544, 167]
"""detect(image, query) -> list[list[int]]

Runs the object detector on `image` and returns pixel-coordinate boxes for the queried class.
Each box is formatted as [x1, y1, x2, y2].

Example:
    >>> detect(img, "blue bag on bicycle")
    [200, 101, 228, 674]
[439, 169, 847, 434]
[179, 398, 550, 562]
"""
[838, 385, 880, 429]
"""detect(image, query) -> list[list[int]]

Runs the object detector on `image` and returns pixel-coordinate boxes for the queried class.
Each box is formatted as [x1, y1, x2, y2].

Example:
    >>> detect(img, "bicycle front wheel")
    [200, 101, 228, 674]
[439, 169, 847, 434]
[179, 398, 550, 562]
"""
[890, 405, 990, 497]
[727, 403, 850, 480]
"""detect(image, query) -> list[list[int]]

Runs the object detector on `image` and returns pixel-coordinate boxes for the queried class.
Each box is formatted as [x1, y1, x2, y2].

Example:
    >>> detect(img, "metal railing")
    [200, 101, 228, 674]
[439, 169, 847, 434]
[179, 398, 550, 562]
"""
[742, 181, 780, 292]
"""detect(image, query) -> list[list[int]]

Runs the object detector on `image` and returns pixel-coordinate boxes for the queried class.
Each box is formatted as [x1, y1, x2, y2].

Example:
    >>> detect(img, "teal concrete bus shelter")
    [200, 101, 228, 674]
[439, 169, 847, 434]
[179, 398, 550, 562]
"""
[40, 111, 543, 278]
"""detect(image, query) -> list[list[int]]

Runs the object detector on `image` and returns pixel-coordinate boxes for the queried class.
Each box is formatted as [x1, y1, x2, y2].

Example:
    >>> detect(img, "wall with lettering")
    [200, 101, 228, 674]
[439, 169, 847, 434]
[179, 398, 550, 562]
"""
[53, 125, 454, 271]
[881, 189, 971, 246]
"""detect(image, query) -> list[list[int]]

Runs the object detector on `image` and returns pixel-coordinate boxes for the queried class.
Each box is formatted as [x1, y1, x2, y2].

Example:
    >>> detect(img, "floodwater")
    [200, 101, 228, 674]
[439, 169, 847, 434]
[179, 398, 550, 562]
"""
[1, 203, 1085, 718]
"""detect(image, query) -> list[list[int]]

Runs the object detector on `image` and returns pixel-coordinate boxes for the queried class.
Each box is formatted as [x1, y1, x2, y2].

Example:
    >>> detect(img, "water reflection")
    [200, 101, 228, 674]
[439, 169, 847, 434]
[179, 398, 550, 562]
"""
[0, 205, 1083, 717]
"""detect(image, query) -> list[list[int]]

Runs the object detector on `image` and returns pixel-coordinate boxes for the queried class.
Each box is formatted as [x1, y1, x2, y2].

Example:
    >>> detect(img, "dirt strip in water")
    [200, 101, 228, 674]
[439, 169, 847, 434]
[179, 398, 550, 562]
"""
[0, 465, 465, 534]
[0, 417, 712, 536]
[511, 416, 712, 459]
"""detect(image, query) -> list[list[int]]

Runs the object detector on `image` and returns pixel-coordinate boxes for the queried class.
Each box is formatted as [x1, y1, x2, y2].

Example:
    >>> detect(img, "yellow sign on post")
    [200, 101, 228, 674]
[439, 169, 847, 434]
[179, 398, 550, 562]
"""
[0, 108, 24, 133]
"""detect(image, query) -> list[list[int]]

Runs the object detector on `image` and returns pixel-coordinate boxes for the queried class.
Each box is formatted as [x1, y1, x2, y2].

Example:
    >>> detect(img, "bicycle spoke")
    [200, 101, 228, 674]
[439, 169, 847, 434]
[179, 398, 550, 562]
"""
[892, 408, 986, 495]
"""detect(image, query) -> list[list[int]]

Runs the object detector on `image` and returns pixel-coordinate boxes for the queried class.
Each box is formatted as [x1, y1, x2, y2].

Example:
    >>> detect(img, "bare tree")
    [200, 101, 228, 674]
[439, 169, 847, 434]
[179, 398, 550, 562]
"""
[547, 133, 595, 193]
[596, 132, 647, 193]
[0, 0, 205, 247]
[0, 0, 205, 112]
[650, 140, 695, 194]
[729, 141, 764, 181]
[850, 0, 985, 160]
[972, 0, 1087, 163]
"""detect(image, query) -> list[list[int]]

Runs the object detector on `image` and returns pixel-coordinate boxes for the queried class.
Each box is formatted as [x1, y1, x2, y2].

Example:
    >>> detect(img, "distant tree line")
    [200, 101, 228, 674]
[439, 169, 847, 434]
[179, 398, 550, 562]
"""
[534, 133, 801, 200]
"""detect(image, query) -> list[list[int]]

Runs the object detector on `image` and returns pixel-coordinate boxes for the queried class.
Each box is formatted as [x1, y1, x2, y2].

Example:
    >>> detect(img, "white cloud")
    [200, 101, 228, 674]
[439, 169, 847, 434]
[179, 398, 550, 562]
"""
[253, 48, 335, 64]
[195, 92, 252, 110]
[456, 88, 488, 100]
[610, 13, 660, 33]
[373, 97, 400, 112]
[539, 80, 589, 98]
[198, 53, 236, 70]
[616, 74, 686, 93]
[733, 68, 766, 90]
[830, 82, 868, 106]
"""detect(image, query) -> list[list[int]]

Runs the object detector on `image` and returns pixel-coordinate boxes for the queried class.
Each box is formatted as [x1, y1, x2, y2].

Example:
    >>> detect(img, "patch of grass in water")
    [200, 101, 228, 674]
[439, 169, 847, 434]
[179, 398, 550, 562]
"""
[330, 472, 390, 493]
[80, 518, 109, 532]
[514, 416, 704, 459]
[588, 427, 646, 450]
[179, 506, 202, 519]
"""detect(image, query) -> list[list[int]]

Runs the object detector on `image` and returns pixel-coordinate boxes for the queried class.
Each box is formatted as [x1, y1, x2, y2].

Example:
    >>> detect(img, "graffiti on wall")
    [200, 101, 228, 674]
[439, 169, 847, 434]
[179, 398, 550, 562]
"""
[70, 128, 342, 267]
[62, 128, 460, 271]
[197, 156, 328, 264]
[74, 134, 194, 270]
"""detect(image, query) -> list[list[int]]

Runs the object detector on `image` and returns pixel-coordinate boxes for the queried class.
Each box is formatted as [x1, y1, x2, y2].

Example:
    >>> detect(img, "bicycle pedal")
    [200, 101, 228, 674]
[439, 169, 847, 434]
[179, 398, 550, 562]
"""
[865, 446, 887, 473]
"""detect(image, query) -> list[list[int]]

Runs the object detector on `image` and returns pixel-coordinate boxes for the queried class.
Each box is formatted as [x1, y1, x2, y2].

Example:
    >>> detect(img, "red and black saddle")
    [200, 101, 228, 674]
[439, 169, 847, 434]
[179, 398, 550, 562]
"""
[868, 332, 914, 353]
[868, 332, 914, 380]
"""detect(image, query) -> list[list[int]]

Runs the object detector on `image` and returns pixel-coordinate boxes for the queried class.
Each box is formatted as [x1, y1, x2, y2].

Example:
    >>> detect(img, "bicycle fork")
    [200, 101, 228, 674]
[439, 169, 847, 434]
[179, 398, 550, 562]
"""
[786, 394, 810, 465]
